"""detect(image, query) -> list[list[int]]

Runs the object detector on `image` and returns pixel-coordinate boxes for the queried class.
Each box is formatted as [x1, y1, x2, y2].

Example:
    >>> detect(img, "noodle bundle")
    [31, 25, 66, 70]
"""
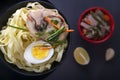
[0, 2, 68, 72]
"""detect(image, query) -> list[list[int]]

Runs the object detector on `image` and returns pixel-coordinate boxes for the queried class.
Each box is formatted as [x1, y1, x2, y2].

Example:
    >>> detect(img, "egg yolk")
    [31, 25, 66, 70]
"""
[32, 46, 49, 60]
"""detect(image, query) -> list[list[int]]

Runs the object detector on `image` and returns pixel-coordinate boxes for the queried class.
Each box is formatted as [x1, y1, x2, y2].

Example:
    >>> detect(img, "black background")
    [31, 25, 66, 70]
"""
[0, 0, 120, 80]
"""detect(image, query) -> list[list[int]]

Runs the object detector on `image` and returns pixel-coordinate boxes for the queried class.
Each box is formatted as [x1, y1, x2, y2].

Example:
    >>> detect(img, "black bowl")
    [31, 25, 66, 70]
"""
[0, 0, 70, 76]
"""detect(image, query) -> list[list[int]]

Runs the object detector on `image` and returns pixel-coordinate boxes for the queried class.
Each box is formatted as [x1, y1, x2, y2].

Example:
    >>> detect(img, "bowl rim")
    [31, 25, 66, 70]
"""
[78, 7, 115, 44]
[0, 0, 70, 76]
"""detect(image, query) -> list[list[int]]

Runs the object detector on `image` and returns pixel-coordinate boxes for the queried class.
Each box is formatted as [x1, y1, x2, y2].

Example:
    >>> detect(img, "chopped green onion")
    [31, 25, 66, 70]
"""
[51, 20, 59, 25]
[49, 30, 57, 35]
[34, 43, 50, 47]
[8, 25, 28, 31]
[47, 26, 65, 41]
[36, 32, 45, 36]
[52, 40, 66, 46]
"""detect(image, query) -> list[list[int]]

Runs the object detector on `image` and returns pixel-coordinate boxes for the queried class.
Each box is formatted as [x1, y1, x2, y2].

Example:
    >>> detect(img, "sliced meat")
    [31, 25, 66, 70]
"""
[26, 5, 68, 41]
[80, 22, 92, 29]
[35, 3, 45, 9]
[47, 15, 65, 27]
[26, 14, 37, 36]
[45, 15, 68, 40]
[28, 9, 43, 26]
[86, 14, 98, 26]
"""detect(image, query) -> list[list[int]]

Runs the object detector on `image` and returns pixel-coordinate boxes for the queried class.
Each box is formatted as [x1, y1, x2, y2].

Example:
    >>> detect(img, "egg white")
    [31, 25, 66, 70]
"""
[24, 40, 54, 64]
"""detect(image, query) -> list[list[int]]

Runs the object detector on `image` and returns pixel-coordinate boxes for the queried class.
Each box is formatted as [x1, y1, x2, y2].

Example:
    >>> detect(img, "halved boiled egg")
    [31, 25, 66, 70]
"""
[24, 40, 54, 64]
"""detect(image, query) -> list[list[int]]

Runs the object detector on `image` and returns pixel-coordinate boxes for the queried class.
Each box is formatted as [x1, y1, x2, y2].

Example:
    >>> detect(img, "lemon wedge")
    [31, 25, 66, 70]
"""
[73, 47, 90, 65]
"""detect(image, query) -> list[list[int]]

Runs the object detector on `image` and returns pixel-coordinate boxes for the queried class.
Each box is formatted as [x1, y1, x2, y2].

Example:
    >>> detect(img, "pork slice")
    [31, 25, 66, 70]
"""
[86, 14, 98, 26]
[35, 4, 45, 9]
[26, 14, 37, 36]
[28, 9, 43, 26]
[80, 22, 92, 29]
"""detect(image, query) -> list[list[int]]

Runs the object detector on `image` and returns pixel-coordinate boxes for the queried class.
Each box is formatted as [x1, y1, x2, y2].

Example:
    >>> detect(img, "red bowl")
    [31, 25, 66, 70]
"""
[78, 7, 115, 44]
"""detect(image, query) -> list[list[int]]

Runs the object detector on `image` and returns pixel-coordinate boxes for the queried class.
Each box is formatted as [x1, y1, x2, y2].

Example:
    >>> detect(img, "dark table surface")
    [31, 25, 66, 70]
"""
[0, 0, 120, 80]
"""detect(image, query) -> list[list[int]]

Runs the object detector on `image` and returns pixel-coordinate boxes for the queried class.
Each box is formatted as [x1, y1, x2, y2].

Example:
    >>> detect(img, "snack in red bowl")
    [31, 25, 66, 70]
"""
[78, 7, 114, 44]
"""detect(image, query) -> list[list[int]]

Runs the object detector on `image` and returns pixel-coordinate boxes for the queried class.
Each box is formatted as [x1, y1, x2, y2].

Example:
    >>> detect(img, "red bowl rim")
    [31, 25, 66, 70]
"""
[78, 7, 115, 44]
